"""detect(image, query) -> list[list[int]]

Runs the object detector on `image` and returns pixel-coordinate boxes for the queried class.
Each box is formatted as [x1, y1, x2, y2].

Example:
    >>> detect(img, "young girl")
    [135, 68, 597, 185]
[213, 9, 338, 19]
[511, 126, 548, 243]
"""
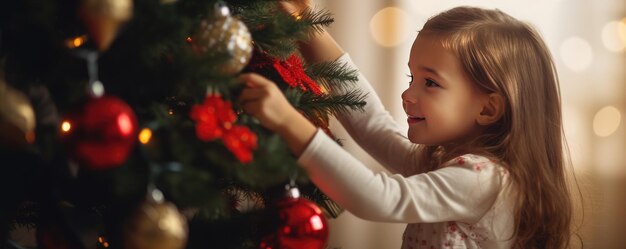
[240, 4, 574, 249]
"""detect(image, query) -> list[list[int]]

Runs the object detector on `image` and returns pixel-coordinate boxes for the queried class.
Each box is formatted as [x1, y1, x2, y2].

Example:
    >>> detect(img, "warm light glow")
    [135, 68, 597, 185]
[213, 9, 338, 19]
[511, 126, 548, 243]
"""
[593, 106, 621, 137]
[309, 215, 324, 230]
[98, 236, 104, 243]
[168, 109, 174, 115]
[61, 121, 72, 133]
[138, 128, 153, 144]
[117, 113, 133, 136]
[560, 37, 593, 71]
[103, 242, 109, 248]
[186, 37, 193, 43]
[369, 7, 411, 47]
[601, 21, 626, 52]
[619, 18, 626, 44]
[65, 35, 87, 48]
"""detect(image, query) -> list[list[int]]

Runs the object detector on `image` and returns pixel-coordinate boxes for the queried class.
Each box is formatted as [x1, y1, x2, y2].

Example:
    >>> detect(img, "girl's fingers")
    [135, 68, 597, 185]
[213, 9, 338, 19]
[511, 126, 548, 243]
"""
[239, 87, 266, 102]
[238, 73, 273, 88]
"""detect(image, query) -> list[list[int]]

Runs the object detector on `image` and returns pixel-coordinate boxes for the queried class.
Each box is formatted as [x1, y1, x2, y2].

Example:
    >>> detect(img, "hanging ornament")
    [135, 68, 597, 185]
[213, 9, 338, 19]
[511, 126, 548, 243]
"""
[260, 185, 329, 249]
[61, 95, 138, 170]
[189, 93, 257, 163]
[78, 0, 133, 51]
[191, 2, 253, 76]
[0, 79, 36, 147]
[125, 189, 188, 249]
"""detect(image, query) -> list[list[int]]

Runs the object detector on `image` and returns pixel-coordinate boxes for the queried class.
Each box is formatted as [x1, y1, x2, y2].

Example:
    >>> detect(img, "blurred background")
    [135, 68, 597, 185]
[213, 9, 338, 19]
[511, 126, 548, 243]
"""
[317, 0, 626, 248]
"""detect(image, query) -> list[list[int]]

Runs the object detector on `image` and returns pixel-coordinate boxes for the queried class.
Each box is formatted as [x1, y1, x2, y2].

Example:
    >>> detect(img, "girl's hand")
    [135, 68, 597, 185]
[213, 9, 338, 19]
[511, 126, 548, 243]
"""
[238, 73, 300, 132]
[239, 73, 317, 156]
[278, 0, 313, 16]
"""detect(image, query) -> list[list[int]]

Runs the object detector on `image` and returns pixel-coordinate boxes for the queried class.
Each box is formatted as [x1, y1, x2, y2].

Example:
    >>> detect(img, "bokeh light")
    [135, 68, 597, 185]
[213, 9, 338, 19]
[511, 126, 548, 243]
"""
[601, 21, 626, 52]
[369, 7, 411, 47]
[560, 36, 593, 71]
[593, 106, 621, 137]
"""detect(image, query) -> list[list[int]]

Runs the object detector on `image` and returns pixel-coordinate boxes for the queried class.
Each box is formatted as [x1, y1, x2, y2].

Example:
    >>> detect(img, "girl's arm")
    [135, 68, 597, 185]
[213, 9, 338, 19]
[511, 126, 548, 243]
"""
[239, 75, 504, 223]
[280, 1, 423, 175]
[333, 53, 422, 175]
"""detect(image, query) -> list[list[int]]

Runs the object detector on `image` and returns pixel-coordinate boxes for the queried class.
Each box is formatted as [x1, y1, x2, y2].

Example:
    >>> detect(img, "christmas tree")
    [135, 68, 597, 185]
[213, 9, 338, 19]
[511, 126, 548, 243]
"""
[0, 0, 366, 248]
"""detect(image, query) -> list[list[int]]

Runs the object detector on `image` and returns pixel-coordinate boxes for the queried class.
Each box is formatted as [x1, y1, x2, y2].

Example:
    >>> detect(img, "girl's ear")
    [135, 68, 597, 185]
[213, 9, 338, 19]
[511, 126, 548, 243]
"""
[477, 93, 504, 126]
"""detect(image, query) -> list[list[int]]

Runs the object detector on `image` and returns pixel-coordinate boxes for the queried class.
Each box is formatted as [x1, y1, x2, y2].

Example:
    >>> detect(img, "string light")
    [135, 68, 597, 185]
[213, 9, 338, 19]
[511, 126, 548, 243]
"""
[98, 236, 110, 248]
[61, 120, 72, 133]
[138, 128, 153, 144]
[65, 35, 88, 49]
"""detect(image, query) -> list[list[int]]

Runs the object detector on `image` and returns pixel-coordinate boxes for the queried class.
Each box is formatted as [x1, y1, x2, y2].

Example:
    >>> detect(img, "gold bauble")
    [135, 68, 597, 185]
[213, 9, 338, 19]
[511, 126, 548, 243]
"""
[0, 79, 36, 146]
[192, 4, 253, 76]
[78, 0, 133, 51]
[125, 199, 188, 249]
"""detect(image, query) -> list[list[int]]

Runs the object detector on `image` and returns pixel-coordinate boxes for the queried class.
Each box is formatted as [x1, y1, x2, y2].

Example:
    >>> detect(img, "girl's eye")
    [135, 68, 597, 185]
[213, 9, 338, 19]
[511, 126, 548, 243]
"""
[406, 74, 414, 85]
[425, 78, 440, 88]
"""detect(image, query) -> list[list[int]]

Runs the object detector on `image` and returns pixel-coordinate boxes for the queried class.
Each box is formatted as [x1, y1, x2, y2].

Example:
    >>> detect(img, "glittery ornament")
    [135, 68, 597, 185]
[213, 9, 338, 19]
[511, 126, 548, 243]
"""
[125, 190, 188, 249]
[78, 0, 133, 51]
[191, 2, 253, 76]
[260, 186, 329, 249]
[0, 79, 36, 147]
[61, 95, 138, 170]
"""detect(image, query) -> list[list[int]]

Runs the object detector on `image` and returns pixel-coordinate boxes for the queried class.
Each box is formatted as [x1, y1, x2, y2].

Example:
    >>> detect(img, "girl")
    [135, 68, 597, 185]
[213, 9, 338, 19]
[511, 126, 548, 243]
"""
[240, 4, 574, 249]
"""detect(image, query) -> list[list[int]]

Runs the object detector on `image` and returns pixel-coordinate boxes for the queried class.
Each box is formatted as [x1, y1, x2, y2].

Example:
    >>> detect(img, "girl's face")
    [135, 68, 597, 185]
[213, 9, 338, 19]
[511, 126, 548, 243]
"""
[402, 34, 488, 147]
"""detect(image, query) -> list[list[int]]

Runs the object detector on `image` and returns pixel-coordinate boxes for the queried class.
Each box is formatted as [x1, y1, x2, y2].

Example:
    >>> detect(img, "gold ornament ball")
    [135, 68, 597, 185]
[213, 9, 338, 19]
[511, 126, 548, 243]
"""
[192, 5, 253, 76]
[125, 200, 188, 249]
[78, 0, 133, 51]
[0, 79, 36, 146]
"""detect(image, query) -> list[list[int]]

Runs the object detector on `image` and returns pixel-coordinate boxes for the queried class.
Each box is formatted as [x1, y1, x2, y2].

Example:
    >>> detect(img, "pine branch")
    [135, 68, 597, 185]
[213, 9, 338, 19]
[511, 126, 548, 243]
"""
[238, 2, 315, 58]
[299, 8, 334, 34]
[305, 60, 359, 93]
[294, 89, 368, 117]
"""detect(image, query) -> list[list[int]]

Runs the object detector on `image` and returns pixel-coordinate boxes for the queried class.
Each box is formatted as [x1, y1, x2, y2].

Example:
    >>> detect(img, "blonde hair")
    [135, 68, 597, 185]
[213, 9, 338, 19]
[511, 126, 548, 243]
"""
[418, 6, 574, 248]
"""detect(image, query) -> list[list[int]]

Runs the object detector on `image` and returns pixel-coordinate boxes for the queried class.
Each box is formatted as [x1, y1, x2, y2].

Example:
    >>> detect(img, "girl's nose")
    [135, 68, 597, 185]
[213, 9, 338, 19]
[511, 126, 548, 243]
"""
[401, 87, 416, 104]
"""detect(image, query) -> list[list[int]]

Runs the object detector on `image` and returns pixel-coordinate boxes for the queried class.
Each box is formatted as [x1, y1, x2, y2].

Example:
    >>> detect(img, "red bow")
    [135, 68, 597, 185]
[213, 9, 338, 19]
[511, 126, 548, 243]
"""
[248, 52, 323, 95]
[273, 54, 322, 95]
[190, 94, 257, 163]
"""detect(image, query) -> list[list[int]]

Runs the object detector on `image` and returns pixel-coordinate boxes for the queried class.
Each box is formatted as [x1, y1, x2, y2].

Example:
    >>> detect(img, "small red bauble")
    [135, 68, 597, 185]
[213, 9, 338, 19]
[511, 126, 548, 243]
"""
[260, 186, 329, 249]
[61, 95, 138, 170]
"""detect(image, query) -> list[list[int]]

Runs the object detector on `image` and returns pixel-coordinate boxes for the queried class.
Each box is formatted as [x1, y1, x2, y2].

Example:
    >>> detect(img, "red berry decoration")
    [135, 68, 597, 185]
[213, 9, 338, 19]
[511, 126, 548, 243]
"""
[61, 95, 138, 170]
[260, 186, 329, 249]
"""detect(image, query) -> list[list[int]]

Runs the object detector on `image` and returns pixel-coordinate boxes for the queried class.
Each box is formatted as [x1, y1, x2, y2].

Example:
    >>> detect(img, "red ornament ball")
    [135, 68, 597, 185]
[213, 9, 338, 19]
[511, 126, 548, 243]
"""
[260, 188, 329, 249]
[61, 96, 138, 170]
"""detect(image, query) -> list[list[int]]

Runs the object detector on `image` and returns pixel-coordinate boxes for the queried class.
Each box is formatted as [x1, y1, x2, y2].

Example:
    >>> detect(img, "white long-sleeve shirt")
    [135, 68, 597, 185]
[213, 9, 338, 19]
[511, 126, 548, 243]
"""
[297, 53, 517, 248]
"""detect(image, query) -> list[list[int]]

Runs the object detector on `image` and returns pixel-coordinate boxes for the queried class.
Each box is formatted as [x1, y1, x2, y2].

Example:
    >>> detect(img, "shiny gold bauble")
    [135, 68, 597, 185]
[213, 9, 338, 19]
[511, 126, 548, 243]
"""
[78, 0, 133, 51]
[191, 4, 253, 76]
[124, 199, 188, 249]
[0, 79, 36, 146]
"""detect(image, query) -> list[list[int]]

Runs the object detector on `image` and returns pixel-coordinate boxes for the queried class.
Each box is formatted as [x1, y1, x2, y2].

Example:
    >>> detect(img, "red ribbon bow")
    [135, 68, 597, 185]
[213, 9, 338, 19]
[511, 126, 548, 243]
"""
[190, 94, 257, 163]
